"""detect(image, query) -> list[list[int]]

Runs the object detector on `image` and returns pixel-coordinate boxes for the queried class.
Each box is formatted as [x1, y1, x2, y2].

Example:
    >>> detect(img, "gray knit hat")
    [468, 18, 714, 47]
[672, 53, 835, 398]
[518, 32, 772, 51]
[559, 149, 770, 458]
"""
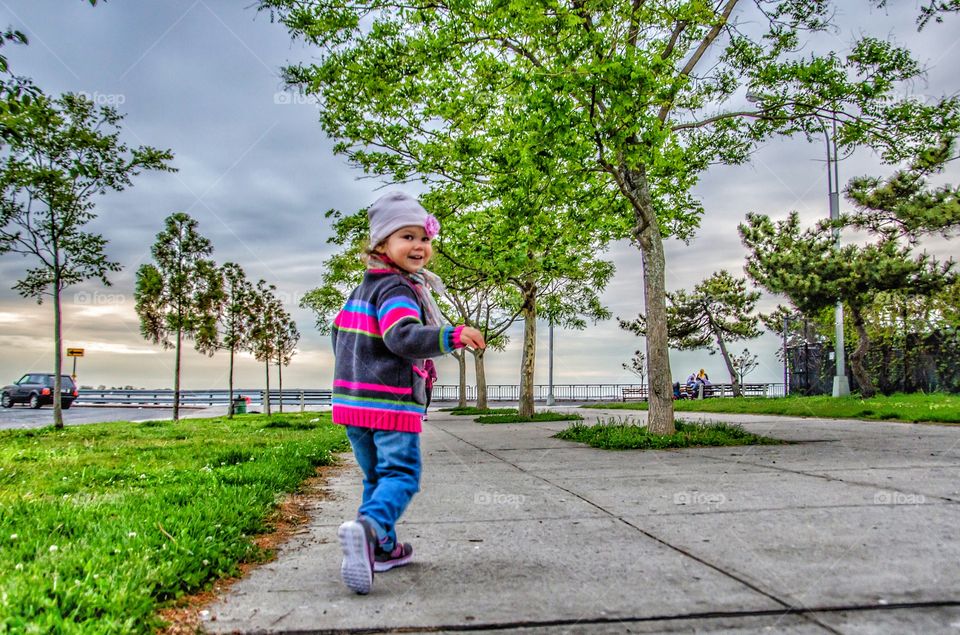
[368, 191, 440, 247]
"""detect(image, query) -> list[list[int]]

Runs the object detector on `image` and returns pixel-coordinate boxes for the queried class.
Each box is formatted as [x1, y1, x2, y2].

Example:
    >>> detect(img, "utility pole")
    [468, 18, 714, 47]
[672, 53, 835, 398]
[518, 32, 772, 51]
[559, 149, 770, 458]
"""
[826, 117, 850, 397]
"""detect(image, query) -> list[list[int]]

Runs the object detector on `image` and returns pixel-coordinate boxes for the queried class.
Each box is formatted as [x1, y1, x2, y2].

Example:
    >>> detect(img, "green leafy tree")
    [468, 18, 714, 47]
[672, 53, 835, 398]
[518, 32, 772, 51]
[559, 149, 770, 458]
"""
[621, 271, 761, 396]
[301, 194, 616, 417]
[0, 27, 27, 75]
[135, 213, 222, 421]
[432, 190, 617, 418]
[0, 29, 35, 144]
[0, 92, 173, 427]
[250, 280, 285, 415]
[219, 262, 257, 417]
[740, 212, 953, 397]
[274, 307, 300, 413]
[1, 1, 100, 139]
[261, 0, 959, 433]
[433, 275, 517, 409]
[760, 305, 829, 350]
[877, 0, 960, 29]
[845, 139, 960, 244]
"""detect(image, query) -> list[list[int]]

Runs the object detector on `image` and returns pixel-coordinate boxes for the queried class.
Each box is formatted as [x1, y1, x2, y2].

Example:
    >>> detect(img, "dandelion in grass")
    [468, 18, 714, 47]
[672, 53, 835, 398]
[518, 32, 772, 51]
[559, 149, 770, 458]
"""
[49, 545, 58, 552]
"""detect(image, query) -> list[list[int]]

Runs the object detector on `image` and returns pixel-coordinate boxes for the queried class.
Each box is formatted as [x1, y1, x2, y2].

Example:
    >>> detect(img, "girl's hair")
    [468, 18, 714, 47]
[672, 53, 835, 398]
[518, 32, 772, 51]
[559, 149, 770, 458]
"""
[359, 238, 379, 261]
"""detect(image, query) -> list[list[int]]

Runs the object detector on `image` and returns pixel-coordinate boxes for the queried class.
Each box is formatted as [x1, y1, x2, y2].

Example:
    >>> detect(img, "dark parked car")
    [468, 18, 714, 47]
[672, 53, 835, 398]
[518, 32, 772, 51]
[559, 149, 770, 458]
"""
[1, 374, 78, 409]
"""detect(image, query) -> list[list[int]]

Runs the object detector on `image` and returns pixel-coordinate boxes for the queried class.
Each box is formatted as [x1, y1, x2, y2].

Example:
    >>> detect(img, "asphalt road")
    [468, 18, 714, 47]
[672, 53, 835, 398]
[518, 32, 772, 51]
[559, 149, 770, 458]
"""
[0, 405, 225, 430]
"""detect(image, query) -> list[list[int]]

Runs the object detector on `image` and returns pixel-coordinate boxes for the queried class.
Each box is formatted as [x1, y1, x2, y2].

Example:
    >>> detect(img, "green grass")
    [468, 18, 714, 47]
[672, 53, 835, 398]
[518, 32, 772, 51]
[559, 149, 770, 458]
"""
[583, 392, 960, 424]
[555, 416, 783, 450]
[476, 411, 584, 424]
[0, 412, 348, 633]
[443, 406, 517, 416]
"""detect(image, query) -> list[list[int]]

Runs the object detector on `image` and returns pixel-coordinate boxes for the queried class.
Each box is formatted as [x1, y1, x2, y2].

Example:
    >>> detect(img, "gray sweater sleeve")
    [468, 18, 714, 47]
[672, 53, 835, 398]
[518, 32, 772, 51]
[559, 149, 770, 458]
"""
[377, 283, 460, 359]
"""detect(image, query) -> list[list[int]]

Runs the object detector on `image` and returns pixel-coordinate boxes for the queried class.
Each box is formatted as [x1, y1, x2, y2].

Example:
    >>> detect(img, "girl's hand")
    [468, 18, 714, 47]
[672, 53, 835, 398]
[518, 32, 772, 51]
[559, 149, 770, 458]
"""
[459, 326, 486, 350]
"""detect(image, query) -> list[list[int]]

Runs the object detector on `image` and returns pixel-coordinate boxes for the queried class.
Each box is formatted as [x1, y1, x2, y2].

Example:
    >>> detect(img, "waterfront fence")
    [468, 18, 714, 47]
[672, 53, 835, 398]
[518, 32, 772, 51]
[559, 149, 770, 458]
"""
[75, 383, 785, 407]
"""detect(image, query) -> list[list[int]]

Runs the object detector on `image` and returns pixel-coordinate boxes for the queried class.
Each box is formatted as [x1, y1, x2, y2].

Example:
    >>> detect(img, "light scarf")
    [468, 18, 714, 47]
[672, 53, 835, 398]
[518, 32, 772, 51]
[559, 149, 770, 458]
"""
[367, 254, 448, 328]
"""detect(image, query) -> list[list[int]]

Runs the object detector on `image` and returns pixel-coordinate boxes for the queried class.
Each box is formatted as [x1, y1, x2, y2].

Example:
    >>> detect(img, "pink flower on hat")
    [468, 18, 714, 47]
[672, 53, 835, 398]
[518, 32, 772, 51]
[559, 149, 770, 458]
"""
[424, 214, 440, 238]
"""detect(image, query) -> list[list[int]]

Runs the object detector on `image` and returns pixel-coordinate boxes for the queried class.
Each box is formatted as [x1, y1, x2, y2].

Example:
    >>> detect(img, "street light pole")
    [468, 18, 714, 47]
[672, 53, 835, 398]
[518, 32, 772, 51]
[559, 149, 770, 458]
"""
[824, 118, 850, 397]
[546, 318, 555, 406]
[746, 91, 849, 396]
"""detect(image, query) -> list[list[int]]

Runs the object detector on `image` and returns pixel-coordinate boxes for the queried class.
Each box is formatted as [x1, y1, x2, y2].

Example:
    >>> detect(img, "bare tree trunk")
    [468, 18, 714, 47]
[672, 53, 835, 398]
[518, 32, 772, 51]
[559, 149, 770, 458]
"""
[53, 282, 64, 429]
[636, 221, 675, 434]
[264, 360, 271, 415]
[173, 325, 182, 422]
[454, 349, 467, 408]
[714, 331, 741, 397]
[277, 355, 284, 413]
[518, 282, 537, 419]
[849, 307, 875, 397]
[625, 168, 675, 434]
[474, 348, 488, 410]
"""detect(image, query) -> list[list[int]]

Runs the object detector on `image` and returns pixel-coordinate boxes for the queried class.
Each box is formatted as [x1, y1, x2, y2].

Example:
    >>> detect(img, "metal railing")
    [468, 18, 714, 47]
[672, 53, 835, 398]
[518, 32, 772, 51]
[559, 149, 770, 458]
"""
[75, 389, 332, 407]
[74, 383, 786, 407]
[432, 383, 785, 402]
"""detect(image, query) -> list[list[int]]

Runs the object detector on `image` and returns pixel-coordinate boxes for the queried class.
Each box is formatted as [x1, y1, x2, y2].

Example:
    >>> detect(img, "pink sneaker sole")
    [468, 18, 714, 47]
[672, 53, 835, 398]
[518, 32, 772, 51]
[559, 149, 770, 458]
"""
[338, 520, 373, 594]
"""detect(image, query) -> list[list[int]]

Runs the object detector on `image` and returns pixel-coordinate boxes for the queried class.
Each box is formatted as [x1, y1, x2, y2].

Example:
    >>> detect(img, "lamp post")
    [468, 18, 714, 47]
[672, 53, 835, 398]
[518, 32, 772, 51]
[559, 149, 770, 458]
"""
[546, 318, 555, 406]
[746, 91, 849, 397]
[822, 117, 850, 397]
[782, 315, 790, 397]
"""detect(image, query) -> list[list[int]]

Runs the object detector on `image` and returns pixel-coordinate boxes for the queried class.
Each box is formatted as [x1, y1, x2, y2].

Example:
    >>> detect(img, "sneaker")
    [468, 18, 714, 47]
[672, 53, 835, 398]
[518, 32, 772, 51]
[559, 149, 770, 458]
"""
[338, 518, 376, 594]
[374, 542, 414, 572]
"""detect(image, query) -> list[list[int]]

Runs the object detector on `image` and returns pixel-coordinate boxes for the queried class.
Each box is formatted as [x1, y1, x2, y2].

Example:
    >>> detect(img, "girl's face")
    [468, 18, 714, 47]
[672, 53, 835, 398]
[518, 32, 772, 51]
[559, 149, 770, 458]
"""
[376, 225, 433, 273]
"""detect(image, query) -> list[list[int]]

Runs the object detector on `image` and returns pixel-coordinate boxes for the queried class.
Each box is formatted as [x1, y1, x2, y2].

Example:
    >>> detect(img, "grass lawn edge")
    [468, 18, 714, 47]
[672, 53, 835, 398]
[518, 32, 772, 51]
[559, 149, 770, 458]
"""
[580, 393, 960, 425]
[554, 417, 785, 451]
[155, 459, 348, 634]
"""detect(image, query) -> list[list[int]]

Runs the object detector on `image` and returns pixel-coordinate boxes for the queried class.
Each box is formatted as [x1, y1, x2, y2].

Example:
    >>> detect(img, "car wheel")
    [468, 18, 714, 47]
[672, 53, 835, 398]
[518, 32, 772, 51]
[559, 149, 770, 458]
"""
[29, 394, 41, 409]
[1, 393, 11, 408]
[62, 401, 72, 410]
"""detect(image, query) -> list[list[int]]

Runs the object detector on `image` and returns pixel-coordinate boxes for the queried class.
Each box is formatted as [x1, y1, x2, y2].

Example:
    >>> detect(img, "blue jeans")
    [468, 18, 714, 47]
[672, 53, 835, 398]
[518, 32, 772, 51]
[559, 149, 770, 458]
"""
[345, 426, 421, 552]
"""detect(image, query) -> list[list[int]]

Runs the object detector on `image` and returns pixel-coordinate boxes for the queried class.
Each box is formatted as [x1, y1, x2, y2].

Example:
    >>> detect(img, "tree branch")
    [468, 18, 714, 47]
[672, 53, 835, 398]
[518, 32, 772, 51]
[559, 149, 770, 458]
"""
[658, 0, 740, 123]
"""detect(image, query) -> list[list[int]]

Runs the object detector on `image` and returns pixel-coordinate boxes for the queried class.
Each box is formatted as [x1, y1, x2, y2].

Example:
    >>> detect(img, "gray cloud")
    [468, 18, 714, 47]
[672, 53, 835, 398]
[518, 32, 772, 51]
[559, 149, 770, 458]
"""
[0, 0, 956, 391]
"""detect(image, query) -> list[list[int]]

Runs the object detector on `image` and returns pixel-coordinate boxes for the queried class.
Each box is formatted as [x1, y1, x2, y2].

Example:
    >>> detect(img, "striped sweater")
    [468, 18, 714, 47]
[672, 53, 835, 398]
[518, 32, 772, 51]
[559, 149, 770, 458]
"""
[331, 268, 465, 433]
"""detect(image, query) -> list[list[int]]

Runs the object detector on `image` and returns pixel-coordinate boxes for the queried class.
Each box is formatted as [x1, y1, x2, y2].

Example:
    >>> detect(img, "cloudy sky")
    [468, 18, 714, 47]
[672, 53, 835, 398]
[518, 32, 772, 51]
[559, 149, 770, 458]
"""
[0, 1, 956, 392]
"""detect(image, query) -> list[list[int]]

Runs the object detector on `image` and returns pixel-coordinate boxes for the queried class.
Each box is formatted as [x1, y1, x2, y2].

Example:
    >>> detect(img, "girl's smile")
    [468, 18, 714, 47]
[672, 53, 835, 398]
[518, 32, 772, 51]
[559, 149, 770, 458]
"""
[376, 225, 434, 274]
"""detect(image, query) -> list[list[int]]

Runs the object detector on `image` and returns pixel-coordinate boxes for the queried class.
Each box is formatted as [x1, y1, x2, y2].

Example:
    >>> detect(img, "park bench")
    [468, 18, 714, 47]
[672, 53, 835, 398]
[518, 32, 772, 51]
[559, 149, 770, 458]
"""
[677, 383, 772, 399]
[621, 387, 647, 402]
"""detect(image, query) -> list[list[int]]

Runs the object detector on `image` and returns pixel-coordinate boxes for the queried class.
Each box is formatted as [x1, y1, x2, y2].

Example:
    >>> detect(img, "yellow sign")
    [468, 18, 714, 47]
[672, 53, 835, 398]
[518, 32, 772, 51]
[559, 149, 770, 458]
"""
[66, 348, 85, 357]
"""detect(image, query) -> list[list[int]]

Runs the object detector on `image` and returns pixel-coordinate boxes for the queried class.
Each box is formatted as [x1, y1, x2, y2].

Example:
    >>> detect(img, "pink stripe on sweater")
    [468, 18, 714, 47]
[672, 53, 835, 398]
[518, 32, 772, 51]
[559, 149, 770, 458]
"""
[334, 311, 379, 334]
[333, 380, 412, 395]
[380, 306, 419, 332]
[333, 404, 422, 433]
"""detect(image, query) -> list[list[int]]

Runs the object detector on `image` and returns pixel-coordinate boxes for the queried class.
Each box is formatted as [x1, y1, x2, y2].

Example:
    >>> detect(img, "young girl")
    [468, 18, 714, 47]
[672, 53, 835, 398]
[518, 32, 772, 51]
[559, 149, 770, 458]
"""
[330, 191, 485, 595]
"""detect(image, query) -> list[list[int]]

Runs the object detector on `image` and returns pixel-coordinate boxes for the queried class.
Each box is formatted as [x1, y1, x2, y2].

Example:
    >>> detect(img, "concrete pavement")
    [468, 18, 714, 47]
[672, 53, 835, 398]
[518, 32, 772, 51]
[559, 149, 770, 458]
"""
[203, 408, 960, 634]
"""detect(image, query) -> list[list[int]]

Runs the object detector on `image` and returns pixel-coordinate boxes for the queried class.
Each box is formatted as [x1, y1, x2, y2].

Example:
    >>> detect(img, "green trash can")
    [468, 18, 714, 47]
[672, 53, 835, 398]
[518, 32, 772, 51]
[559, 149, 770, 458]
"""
[232, 396, 247, 415]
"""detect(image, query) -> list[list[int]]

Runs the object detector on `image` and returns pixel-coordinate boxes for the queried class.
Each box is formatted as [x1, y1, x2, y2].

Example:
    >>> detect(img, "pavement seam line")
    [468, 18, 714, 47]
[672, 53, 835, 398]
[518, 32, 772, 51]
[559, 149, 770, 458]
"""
[224, 600, 960, 634]
[694, 451, 960, 504]
[433, 421, 843, 634]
